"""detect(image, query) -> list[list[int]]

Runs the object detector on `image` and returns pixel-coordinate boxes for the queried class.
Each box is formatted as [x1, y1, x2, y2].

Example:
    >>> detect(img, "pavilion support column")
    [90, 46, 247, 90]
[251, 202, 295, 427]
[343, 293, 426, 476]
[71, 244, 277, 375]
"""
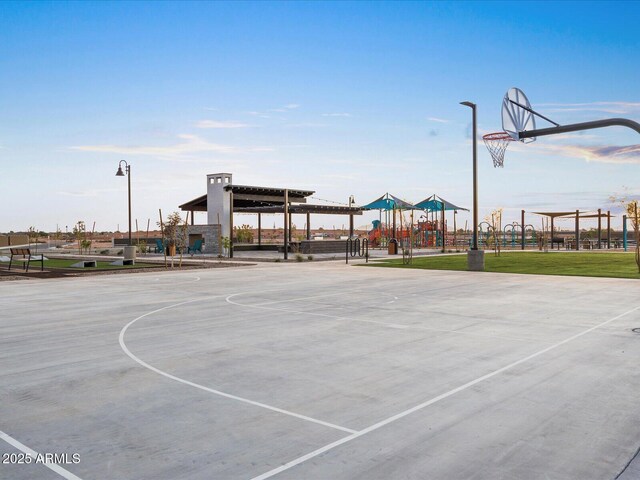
[392, 206, 397, 239]
[258, 213, 262, 247]
[190, 211, 194, 225]
[575, 209, 580, 251]
[349, 214, 354, 238]
[607, 211, 611, 248]
[551, 217, 555, 250]
[288, 213, 293, 242]
[521, 210, 525, 250]
[597, 208, 602, 248]
[283, 190, 289, 260]
[441, 208, 445, 253]
[306, 213, 311, 240]
[229, 192, 234, 258]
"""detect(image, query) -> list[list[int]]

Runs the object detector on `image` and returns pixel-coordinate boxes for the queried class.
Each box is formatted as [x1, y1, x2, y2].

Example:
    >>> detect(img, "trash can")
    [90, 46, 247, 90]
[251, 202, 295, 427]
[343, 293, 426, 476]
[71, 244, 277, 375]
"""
[388, 238, 398, 255]
[124, 245, 137, 261]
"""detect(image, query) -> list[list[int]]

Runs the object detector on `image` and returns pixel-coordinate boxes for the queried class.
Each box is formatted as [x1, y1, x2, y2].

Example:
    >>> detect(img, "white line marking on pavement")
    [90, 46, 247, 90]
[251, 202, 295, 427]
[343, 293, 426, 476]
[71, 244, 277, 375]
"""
[250, 305, 640, 480]
[227, 293, 533, 343]
[0, 430, 82, 480]
[119, 298, 356, 434]
[251, 289, 397, 307]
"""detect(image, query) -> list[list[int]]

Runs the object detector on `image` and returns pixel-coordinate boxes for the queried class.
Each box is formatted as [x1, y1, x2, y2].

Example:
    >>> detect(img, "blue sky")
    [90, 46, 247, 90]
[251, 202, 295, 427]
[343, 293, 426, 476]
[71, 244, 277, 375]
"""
[2, 1, 639, 232]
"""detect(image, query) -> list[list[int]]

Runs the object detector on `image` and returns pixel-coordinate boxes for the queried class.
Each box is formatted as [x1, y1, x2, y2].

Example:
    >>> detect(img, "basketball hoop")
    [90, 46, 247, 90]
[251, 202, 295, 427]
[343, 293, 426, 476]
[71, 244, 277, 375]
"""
[483, 131, 514, 168]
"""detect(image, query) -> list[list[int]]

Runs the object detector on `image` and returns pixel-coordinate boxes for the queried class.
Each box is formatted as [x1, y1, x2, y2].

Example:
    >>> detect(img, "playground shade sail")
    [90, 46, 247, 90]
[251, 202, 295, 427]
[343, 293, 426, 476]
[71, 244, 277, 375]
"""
[415, 195, 469, 212]
[362, 193, 418, 211]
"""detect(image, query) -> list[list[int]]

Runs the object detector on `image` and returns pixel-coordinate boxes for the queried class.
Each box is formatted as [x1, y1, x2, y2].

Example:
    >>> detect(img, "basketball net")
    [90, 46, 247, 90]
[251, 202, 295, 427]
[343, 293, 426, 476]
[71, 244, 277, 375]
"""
[483, 132, 515, 168]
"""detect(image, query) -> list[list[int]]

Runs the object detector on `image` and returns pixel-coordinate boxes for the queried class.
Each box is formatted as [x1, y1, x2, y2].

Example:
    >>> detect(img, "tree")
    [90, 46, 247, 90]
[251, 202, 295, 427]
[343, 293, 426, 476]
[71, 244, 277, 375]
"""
[159, 212, 187, 256]
[626, 200, 640, 273]
[73, 221, 87, 254]
[610, 192, 640, 273]
[486, 208, 503, 256]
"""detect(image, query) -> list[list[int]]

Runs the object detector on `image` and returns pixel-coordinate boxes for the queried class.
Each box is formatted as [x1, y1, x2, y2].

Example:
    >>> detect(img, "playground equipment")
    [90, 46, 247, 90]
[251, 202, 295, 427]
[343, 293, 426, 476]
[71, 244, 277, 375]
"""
[364, 194, 469, 252]
[475, 221, 537, 249]
[416, 195, 469, 253]
[362, 193, 418, 251]
[502, 223, 518, 248]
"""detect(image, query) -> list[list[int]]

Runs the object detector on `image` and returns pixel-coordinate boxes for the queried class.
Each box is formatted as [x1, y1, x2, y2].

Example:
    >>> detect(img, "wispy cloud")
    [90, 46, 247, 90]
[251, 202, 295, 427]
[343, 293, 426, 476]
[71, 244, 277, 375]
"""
[56, 187, 118, 197]
[195, 120, 250, 129]
[247, 111, 271, 119]
[57, 190, 100, 197]
[536, 101, 640, 115]
[427, 117, 449, 123]
[523, 142, 640, 164]
[321, 113, 351, 117]
[269, 103, 300, 112]
[285, 123, 327, 128]
[70, 134, 272, 158]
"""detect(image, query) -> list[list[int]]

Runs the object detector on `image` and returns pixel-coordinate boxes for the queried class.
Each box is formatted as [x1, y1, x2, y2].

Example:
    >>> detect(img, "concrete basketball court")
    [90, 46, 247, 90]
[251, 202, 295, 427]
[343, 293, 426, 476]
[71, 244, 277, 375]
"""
[1, 260, 640, 479]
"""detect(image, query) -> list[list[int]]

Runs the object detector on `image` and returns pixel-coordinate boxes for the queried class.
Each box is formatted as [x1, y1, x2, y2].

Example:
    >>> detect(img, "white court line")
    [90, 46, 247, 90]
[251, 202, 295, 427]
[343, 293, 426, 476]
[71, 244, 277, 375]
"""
[119, 298, 356, 434]
[251, 289, 397, 307]
[251, 304, 640, 480]
[226, 293, 533, 343]
[0, 430, 82, 480]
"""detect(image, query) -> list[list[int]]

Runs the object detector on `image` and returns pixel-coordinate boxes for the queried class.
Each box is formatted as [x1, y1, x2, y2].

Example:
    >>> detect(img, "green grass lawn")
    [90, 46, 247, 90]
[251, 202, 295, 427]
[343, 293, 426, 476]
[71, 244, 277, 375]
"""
[364, 251, 640, 279]
[25, 259, 160, 270]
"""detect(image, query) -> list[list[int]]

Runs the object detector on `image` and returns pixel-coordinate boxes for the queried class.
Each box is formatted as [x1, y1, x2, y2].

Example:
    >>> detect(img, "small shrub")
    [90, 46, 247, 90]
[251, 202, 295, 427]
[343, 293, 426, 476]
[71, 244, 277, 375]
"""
[117, 250, 123, 255]
[234, 224, 254, 243]
[100, 249, 109, 255]
[307, 255, 313, 261]
[274, 258, 281, 263]
[295, 253, 304, 262]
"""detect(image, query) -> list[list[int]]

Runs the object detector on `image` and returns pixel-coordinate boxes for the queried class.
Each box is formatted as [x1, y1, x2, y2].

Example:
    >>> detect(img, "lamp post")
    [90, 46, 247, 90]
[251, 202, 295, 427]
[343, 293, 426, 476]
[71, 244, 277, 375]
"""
[460, 101, 484, 271]
[115, 160, 132, 246]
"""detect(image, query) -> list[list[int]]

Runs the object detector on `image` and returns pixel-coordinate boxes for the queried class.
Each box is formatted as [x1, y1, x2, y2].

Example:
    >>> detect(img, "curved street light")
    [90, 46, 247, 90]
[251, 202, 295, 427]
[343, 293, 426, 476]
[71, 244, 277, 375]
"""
[115, 160, 132, 246]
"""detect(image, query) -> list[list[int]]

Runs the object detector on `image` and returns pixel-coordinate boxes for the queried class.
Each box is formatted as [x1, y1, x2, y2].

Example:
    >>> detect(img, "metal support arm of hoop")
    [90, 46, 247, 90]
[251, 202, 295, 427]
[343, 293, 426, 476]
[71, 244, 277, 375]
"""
[518, 117, 640, 140]
[509, 98, 640, 138]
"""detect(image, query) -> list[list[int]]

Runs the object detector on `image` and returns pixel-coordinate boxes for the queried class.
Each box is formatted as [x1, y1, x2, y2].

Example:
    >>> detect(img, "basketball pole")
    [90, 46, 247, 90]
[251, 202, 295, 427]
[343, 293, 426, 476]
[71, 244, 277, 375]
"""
[461, 100, 484, 271]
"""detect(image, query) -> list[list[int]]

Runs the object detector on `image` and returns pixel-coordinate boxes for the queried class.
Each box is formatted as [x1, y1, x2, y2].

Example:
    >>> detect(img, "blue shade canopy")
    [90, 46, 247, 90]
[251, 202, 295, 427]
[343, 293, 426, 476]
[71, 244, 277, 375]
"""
[362, 193, 418, 211]
[415, 194, 469, 212]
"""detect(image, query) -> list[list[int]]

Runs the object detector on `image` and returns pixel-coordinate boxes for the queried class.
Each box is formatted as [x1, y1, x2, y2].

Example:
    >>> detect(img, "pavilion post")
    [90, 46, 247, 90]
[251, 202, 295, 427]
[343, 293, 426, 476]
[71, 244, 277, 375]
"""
[229, 191, 234, 258]
[441, 206, 445, 253]
[521, 210, 525, 250]
[306, 212, 311, 240]
[575, 209, 580, 251]
[258, 213, 262, 246]
[190, 211, 194, 225]
[551, 216, 555, 250]
[453, 210, 457, 249]
[283, 190, 288, 260]
[288, 212, 292, 242]
[597, 208, 602, 249]
[607, 210, 611, 249]
[392, 206, 397, 239]
[349, 214, 354, 238]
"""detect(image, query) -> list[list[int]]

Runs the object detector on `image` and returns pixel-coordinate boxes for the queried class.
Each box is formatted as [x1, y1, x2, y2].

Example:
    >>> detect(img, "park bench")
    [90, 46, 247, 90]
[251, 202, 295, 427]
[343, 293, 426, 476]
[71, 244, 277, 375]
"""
[9, 248, 44, 272]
